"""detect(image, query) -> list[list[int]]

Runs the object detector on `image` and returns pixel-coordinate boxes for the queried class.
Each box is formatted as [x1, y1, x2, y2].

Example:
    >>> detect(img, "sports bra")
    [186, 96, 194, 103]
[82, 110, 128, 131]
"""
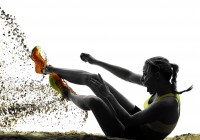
[144, 93, 180, 109]
[143, 93, 180, 134]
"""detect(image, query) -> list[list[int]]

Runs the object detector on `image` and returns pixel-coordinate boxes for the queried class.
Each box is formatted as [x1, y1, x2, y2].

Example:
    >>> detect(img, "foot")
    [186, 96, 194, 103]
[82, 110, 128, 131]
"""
[31, 46, 47, 74]
[49, 72, 76, 99]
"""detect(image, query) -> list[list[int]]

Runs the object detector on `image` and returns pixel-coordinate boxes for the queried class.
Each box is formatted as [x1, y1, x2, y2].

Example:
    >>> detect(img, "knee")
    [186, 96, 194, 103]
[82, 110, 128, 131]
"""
[86, 95, 102, 107]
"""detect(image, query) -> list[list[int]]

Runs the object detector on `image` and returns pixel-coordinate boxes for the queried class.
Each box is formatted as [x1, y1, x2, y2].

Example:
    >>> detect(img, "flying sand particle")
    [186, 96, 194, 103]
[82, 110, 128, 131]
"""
[0, 7, 88, 132]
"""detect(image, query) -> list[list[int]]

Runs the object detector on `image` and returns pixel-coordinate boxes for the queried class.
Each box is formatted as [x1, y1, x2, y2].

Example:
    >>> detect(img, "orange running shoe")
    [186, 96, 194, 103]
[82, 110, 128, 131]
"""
[49, 73, 76, 99]
[31, 46, 47, 74]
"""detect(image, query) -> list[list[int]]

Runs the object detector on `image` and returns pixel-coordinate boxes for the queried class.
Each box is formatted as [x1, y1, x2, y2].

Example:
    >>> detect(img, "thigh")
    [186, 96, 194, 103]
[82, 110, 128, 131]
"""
[87, 95, 125, 137]
[124, 125, 144, 140]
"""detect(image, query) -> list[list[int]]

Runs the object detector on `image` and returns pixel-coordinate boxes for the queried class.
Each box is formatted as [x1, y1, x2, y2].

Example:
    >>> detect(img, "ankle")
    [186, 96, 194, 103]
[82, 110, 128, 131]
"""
[62, 87, 70, 100]
[43, 65, 52, 74]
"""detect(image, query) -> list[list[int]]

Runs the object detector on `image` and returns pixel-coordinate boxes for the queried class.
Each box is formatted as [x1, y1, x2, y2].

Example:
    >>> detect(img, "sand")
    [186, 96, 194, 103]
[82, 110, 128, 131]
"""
[0, 131, 129, 140]
[1, 6, 199, 140]
[0, 131, 200, 140]
[0, 6, 88, 132]
[166, 133, 200, 140]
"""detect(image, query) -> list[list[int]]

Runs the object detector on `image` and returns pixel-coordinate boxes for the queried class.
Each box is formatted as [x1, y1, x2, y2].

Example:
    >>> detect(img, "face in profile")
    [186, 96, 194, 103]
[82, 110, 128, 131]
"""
[141, 64, 157, 94]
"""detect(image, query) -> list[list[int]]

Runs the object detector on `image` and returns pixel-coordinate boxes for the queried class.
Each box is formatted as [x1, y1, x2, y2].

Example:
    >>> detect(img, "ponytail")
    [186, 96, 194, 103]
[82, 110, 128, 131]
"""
[171, 63, 193, 94]
[171, 63, 179, 92]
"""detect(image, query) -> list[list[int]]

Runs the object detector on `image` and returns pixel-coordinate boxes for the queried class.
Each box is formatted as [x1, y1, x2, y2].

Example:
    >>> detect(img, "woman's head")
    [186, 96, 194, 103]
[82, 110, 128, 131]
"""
[141, 56, 192, 94]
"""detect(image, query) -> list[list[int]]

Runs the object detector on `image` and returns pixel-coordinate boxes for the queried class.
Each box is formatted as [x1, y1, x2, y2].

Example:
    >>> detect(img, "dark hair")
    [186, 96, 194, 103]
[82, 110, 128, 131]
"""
[145, 56, 193, 94]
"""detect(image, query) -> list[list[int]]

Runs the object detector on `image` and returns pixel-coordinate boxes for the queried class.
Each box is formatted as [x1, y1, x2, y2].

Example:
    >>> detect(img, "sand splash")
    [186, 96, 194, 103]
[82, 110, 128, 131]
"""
[0, 7, 88, 132]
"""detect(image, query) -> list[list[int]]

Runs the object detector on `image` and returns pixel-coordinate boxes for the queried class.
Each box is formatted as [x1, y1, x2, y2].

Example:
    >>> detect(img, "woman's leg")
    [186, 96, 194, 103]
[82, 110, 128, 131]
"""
[44, 66, 140, 114]
[64, 88, 125, 137]
[104, 82, 141, 115]
[44, 66, 91, 85]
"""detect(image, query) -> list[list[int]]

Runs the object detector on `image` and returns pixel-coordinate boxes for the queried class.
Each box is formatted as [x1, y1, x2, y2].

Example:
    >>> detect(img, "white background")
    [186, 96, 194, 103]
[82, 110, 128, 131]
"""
[1, 0, 200, 137]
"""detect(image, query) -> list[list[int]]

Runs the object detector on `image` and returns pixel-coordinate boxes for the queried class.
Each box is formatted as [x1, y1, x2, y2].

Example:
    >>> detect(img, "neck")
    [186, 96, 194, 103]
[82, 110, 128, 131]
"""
[156, 76, 173, 96]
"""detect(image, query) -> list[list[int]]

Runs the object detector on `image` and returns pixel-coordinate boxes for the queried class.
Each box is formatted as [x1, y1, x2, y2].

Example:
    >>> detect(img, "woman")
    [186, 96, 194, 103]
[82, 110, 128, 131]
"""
[31, 46, 192, 140]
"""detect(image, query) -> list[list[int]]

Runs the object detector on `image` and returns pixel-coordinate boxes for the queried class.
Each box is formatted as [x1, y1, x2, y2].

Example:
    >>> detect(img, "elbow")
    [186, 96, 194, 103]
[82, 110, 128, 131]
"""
[122, 116, 133, 127]
[125, 116, 139, 127]
[127, 74, 143, 86]
[125, 72, 134, 81]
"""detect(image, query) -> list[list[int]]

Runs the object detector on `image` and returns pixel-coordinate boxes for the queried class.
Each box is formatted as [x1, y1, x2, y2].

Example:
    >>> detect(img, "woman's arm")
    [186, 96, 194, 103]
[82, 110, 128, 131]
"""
[96, 60, 143, 85]
[80, 53, 143, 86]
[106, 93, 165, 126]
[89, 74, 133, 123]
[90, 74, 163, 126]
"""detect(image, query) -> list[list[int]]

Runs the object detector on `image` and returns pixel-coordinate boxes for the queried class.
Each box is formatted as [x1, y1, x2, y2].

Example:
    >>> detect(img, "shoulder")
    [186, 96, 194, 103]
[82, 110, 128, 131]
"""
[158, 96, 179, 108]
[152, 96, 179, 115]
[156, 97, 180, 123]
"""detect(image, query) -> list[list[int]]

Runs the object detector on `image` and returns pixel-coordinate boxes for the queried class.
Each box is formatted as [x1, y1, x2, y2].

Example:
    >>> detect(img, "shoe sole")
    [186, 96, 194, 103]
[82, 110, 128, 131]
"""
[49, 74, 62, 94]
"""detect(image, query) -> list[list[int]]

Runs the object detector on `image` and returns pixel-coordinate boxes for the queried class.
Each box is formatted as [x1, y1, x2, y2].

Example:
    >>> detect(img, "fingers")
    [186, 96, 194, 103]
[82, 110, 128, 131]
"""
[98, 73, 106, 86]
[98, 73, 103, 82]
[80, 53, 86, 62]
[90, 78, 100, 86]
[90, 74, 107, 90]
[90, 77, 102, 90]
[80, 53, 89, 62]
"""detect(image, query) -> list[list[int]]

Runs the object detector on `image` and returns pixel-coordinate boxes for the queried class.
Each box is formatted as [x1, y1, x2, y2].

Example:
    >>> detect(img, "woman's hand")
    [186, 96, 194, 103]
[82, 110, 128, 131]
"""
[80, 53, 97, 64]
[90, 74, 111, 98]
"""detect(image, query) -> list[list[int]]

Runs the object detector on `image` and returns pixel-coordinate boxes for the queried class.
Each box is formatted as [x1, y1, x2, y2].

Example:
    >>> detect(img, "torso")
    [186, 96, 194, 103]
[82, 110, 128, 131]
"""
[125, 93, 180, 140]
[142, 93, 180, 137]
